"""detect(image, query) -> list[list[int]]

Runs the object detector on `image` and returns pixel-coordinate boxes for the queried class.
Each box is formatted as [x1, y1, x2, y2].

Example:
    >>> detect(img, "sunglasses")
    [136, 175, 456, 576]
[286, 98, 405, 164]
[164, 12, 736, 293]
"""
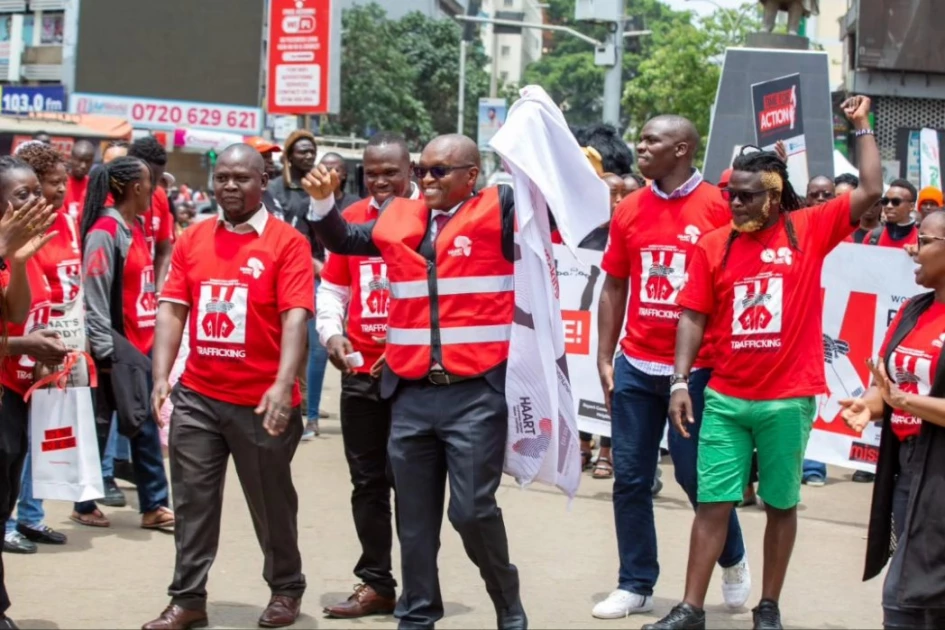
[413, 164, 475, 180]
[722, 188, 773, 204]
[809, 191, 835, 201]
[917, 234, 945, 250]
[881, 197, 910, 207]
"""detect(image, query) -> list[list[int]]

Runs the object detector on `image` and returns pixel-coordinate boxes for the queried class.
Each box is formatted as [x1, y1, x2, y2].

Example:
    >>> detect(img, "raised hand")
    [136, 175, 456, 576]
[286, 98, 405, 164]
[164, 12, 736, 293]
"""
[0, 198, 57, 261]
[301, 165, 340, 201]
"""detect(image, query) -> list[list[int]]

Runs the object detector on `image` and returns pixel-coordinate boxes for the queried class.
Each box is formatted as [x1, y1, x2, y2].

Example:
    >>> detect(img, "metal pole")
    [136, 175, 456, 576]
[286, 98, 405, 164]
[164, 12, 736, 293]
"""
[457, 39, 467, 134]
[602, 0, 625, 127]
[489, 25, 498, 98]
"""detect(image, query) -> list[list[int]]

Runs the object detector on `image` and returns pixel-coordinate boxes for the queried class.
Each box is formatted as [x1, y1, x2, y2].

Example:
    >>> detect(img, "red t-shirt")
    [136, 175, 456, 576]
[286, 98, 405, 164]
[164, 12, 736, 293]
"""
[121, 219, 158, 354]
[33, 210, 82, 308]
[880, 301, 945, 441]
[601, 183, 731, 366]
[877, 224, 918, 249]
[321, 200, 387, 374]
[0, 260, 53, 395]
[678, 195, 855, 400]
[160, 212, 315, 407]
[64, 175, 88, 224]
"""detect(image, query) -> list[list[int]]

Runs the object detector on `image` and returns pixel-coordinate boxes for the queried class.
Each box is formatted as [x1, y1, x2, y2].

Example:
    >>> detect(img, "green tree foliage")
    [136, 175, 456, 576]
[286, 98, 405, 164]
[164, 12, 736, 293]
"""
[624, 4, 761, 158]
[326, 3, 491, 148]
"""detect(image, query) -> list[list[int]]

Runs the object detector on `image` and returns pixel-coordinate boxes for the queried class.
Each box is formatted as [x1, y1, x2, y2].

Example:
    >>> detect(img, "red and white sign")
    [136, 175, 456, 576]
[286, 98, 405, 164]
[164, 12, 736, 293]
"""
[267, 0, 332, 115]
[70, 93, 263, 135]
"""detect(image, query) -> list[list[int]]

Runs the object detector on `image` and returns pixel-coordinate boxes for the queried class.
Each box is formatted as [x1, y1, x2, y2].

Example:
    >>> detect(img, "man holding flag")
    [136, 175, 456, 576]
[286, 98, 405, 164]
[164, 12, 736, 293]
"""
[302, 87, 605, 630]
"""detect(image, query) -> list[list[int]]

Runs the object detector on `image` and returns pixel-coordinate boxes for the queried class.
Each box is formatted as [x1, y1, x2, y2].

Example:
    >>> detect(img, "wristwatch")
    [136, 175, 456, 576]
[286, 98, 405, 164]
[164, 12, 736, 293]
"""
[670, 373, 689, 385]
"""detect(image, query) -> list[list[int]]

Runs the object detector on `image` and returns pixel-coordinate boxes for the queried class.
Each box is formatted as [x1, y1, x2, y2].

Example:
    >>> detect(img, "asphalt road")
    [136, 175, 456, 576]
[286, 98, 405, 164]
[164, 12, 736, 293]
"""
[7, 368, 883, 629]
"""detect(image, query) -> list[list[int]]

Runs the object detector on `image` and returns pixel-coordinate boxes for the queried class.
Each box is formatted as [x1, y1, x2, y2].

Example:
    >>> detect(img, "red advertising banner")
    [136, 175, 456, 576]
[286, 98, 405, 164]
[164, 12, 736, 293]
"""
[267, 0, 332, 115]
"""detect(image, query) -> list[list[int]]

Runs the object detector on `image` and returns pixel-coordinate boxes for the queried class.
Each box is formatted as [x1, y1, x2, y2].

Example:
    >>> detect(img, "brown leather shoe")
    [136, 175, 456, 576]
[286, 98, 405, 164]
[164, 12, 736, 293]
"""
[141, 605, 208, 630]
[258, 595, 301, 628]
[323, 584, 396, 619]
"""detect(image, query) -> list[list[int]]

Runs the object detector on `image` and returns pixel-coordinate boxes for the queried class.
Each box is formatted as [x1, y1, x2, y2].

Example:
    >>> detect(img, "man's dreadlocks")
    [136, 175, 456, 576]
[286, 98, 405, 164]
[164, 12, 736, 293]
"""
[721, 148, 804, 267]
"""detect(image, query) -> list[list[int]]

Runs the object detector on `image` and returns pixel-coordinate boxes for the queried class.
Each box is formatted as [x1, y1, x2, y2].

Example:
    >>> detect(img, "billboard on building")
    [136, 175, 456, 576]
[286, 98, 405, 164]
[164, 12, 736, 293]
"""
[477, 98, 507, 150]
[857, 0, 945, 74]
[74, 0, 265, 108]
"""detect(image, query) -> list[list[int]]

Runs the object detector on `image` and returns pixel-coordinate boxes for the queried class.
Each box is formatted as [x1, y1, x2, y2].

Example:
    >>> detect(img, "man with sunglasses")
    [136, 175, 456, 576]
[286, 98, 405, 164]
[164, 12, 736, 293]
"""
[877, 180, 919, 249]
[302, 133, 527, 630]
[805, 176, 836, 207]
[593, 114, 750, 621]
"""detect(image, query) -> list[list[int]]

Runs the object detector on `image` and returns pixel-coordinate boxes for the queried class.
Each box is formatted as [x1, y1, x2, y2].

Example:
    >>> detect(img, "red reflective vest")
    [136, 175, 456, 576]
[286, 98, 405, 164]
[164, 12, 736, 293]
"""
[373, 187, 514, 379]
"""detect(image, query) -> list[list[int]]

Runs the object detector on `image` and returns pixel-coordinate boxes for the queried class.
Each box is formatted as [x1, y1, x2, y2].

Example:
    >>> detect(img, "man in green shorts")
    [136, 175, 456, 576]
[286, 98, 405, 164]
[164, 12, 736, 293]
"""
[643, 95, 882, 630]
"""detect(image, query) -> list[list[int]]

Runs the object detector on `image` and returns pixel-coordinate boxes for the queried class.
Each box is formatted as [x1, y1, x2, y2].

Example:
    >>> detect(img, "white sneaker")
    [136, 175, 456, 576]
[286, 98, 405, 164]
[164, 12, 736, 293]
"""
[591, 589, 654, 619]
[721, 557, 751, 609]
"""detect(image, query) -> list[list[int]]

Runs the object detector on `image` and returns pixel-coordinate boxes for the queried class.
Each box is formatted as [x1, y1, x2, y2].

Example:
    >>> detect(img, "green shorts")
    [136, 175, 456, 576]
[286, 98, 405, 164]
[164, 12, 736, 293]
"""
[697, 387, 816, 510]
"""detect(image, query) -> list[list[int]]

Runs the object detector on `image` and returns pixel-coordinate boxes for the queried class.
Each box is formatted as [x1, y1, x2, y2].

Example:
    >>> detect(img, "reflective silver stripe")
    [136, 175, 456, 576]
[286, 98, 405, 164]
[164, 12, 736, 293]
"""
[387, 324, 512, 346]
[438, 275, 513, 296]
[387, 327, 431, 345]
[389, 280, 429, 299]
[440, 324, 512, 344]
[389, 275, 514, 299]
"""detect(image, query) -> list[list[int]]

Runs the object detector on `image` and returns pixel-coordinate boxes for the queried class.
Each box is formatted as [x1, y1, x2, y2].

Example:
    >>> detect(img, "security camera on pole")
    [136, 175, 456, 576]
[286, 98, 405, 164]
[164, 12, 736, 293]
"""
[575, 0, 627, 127]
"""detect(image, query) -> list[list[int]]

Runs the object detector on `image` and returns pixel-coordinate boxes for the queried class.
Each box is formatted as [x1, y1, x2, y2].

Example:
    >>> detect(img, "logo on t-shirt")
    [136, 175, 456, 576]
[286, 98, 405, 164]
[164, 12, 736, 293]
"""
[678, 225, 701, 244]
[85, 247, 109, 278]
[241, 257, 265, 279]
[448, 236, 473, 257]
[358, 259, 389, 318]
[760, 247, 793, 266]
[56, 260, 81, 303]
[137, 266, 158, 320]
[732, 275, 783, 349]
[640, 248, 685, 309]
[196, 281, 249, 347]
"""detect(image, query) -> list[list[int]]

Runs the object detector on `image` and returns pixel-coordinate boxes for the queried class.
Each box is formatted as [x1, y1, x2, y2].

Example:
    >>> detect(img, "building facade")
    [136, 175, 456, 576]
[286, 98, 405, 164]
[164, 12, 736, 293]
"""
[480, 0, 543, 88]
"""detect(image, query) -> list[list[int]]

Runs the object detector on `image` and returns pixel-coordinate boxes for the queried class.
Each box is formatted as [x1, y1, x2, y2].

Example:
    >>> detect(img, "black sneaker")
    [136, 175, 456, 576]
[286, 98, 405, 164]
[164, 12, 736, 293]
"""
[642, 603, 706, 629]
[2, 531, 37, 554]
[102, 477, 127, 507]
[752, 599, 783, 629]
[852, 470, 875, 483]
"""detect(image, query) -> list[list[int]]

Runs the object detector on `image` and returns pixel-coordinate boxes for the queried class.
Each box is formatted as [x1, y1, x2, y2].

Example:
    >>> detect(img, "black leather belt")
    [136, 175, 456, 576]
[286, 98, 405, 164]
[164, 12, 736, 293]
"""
[427, 370, 475, 386]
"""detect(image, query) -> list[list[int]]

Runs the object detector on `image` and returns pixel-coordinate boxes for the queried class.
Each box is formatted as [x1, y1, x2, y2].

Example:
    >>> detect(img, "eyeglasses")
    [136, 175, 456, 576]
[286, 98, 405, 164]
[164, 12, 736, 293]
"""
[881, 197, 910, 207]
[413, 164, 475, 180]
[722, 188, 773, 204]
[917, 235, 945, 250]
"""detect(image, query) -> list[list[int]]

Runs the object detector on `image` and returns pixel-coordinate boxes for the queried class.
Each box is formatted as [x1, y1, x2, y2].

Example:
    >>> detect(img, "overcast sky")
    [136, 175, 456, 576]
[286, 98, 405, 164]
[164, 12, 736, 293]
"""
[660, 0, 746, 16]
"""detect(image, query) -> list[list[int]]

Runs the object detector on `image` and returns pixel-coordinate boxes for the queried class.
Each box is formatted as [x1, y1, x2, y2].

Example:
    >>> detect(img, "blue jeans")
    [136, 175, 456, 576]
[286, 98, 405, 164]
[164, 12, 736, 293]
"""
[307, 318, 328, 420]
[611, 358, 745, 596]
[802, 459, 827, 480]
[102, 414, 132, 479]
[5, 446, 44, 535]
[75, 378, 168, 515]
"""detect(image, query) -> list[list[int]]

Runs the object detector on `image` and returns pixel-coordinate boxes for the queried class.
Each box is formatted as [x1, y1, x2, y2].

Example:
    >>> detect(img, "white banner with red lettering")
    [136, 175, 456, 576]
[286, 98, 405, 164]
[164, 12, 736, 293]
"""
[557, 241, 922, 471]
[808, 242, 922, 472]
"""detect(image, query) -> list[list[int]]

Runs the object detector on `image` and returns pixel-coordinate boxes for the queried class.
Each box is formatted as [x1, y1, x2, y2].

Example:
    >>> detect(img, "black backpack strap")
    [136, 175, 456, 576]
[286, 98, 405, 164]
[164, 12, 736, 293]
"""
[868, 227, 884, 246]
[110, 241, 126, 336]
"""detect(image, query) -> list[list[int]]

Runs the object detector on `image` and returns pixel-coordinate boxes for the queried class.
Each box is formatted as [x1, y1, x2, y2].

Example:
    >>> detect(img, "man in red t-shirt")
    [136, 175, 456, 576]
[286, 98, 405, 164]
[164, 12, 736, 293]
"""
[877, 179, 919, 249]
[128, 136, 174, 290]
[316, 132, 418, 619]
[145, 145, 314, 630]
[645, 96, 882, 630]
[593, 115, 748, 621]
[63, 139, 94, 223]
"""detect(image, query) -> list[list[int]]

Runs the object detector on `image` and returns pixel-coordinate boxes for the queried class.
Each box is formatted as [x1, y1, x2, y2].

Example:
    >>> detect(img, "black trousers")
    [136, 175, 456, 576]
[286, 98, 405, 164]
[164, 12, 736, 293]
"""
[0, 388, 29, 615]
[388, 377, 521, 629]
[167, 385, 306, 609]
[339, 373, 396, 598]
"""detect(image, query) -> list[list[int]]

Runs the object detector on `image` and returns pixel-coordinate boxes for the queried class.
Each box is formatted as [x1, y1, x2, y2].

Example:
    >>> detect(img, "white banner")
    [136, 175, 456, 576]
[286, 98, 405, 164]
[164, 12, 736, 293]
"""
[558, 242, 922, 470]
[919, 127, 942, 190]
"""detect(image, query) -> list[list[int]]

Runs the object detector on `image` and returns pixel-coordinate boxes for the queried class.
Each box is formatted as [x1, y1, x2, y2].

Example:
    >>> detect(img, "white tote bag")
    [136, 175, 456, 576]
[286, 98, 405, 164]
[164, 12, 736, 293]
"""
[27, 352, 104, 502]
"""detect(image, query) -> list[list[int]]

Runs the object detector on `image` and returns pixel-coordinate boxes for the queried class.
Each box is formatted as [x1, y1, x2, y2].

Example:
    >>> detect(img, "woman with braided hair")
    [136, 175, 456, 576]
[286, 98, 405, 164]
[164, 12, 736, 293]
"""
[70, 157, 174, 531]
[0, 155, 65, 630]
[645, 96, 883, 630]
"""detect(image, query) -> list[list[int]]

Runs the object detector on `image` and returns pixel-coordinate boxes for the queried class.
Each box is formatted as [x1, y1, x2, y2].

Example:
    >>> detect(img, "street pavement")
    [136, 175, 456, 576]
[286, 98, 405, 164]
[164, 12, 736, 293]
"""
[8, 367, 883, 629]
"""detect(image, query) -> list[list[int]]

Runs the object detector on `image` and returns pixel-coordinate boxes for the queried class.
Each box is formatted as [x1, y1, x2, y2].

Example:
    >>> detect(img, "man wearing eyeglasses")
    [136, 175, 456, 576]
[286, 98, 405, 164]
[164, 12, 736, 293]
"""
[878, 179, 919, 249]
[302, 133, 527, 630]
